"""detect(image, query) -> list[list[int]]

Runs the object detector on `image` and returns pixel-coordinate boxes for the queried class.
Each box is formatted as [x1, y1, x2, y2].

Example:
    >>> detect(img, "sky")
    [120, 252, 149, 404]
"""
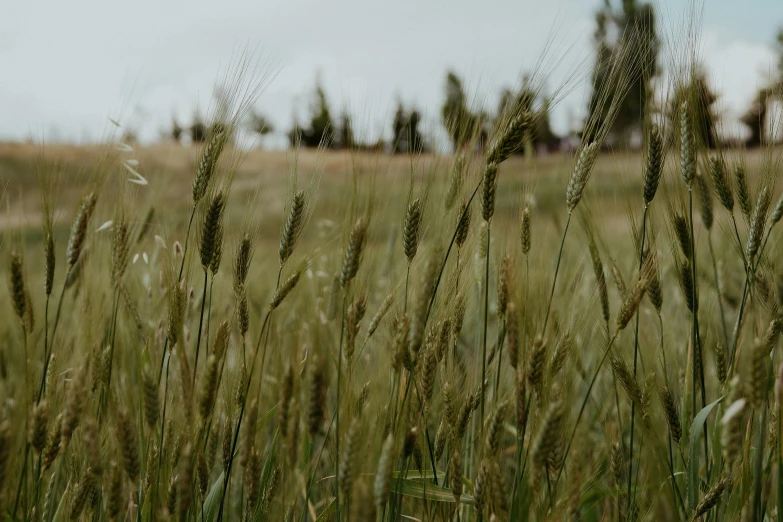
[1, 0, 780, 150]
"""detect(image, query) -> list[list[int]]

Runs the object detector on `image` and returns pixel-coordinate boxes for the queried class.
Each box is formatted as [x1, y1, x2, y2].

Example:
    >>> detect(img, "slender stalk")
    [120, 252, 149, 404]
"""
[688, 188, 709, 474]
[555, 332, 618, 487]
[192, 269, 209, 387]
[480, 225, 490, 436]
[754, 403, 767, 520]
[627, 206, 648, 516]
[216, 311, 273, 522]
[157, 204, 197, 385]
[336, 291, 347, 522]
[206, 275, 214, 354]
[542, 213, 572, 335]
[38, 277, 69, 401]
[707, 233, 730, 348]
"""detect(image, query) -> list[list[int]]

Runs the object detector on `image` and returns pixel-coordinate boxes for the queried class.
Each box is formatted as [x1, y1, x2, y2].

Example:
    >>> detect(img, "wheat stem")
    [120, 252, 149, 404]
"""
[192, 269, 209, 387]
[626, 206, 648, 516]
[480, 225, 490, 438]
[707, 233, 729, 348]
[543, 213, 572, 335]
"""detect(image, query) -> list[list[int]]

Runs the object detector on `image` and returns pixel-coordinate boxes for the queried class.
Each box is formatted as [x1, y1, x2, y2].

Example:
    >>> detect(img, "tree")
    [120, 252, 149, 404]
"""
[741, 88, 769, 147]
[171, 117, 183, 144]
[587, 0, 659, 146]
[338, 112, 354, 149]
[441, 71, 482, 152]
[392, 102, 425, 154]
[247, 110, 274, 146]
[288, 76, 335, 148]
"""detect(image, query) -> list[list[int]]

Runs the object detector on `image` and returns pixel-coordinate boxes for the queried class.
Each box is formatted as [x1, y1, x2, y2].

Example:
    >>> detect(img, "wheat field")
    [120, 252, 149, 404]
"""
[1, 52, 783, 522]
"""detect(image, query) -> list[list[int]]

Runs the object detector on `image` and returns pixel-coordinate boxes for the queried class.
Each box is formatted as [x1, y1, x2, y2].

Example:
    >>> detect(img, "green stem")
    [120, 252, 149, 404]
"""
[555, 332, 618, 488]
[480, 223, 490, 437]
[753, 403, 767, 520]
[336, 290, 347, 522]
[192, 269, 209, 387]
[216, 311, 273, 522]
[627, 206, 648, 516]
[707, 232, 730, 348]
[542, 213, 572, 335]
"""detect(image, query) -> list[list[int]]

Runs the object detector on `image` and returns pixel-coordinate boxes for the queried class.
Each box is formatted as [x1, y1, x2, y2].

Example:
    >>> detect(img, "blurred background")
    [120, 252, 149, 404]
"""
[1, 0, 781, 153]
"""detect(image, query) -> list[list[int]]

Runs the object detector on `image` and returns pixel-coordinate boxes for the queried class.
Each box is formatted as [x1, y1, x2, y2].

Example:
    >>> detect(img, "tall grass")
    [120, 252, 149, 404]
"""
[2, 15, 783, 522]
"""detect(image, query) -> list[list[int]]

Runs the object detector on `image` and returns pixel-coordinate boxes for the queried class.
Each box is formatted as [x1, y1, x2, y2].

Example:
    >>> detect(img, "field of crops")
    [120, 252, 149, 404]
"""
[1, 75, 783, 522]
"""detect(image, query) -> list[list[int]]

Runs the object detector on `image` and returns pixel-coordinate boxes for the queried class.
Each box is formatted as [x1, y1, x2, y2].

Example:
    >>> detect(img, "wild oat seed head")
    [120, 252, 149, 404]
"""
[481, 162, 499, 222]
[30, 400, 49, 455]
[449, 447, 463, 503]
[697, 174, 714, 230]
[233, 234, 253, 292]
[747, 186, 772, 261]
[374, 434, 395, 513]
[770, 191, 783, 226]
[279, 190, 306, 265]
[237, 287, 250, 337]
[9, 251, 26, 321]
[44, 231, 55, 296]
[713, 342, 727, 384]
[106, 461, 123, 521]
[192, 129, 226, 203]
[486, 401, 507, 453]
[339, 418, 359, 499]
[531, 400, 564, 470]
[673, 213, 691, 260]
[367, 291, 394, 339]
[643, 125, 663, 205]
[199, 355, 219, 419]
[678, 260, 697, 313]
[611, 353, 643, 408]
[487, 111, 529, 165]
[520, 206, 531, 254]
[693, 477, 729, 519]
[566, 142, 600, 212]
[61, 366, 86, 447]
[66, 192, 97, 269]
[143, 369, 159, 428]
[340, 218, 368, 287]
[735, 163, 753, 221]
[616, 277, 647, 333]
[111, 219, 130, 286]
[200, 192, 226, 270]
[455, 201, 471, 248]
[659, 386, 682, 444]
[708, 155, 733, 212]
[307, 354, 327, 437]
[403, 198, 422, 262]
[115, 407, 140, 482]
[527, 336, 547, 396]
[271, 269, 302, 309]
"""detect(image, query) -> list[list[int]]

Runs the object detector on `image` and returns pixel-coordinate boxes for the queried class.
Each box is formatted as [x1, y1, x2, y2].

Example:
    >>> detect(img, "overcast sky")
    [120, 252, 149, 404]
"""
[1, 0, 780, 149]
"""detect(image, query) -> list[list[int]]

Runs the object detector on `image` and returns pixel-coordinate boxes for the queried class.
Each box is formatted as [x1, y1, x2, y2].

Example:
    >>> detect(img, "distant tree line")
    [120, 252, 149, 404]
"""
[165, 5, 781, 152]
